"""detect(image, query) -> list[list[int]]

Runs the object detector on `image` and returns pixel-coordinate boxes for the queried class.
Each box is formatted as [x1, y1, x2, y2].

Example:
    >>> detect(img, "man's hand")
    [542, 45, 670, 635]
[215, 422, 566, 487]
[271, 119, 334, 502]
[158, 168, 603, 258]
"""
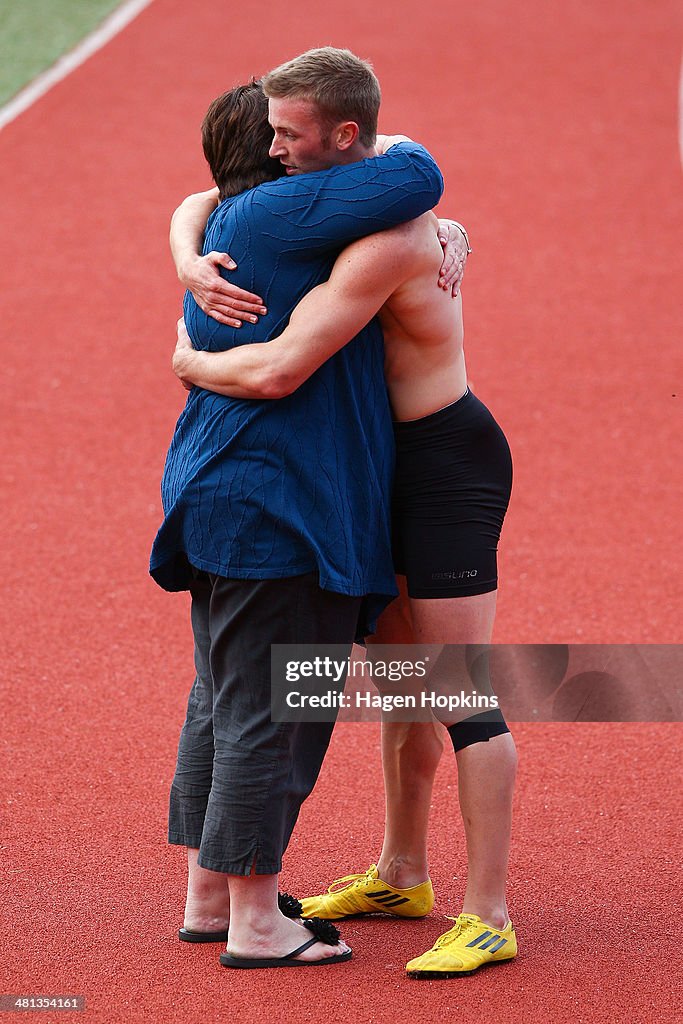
[375, 133, 412, 154]
[179, 252, 267, 328]
[437, 220, 470, 296]
[170, 190, 267, 328]
[173, 318, 196, 390]
[375, 139, 468, 294]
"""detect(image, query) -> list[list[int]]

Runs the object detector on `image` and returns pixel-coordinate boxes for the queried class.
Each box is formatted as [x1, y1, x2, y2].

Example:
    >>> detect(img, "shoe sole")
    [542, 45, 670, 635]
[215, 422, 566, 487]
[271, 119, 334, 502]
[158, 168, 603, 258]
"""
[407, 955, 516, 979]
[219, 950, 352, 969]
[303, 909, 432, 921]
[178, 928, 228, 943]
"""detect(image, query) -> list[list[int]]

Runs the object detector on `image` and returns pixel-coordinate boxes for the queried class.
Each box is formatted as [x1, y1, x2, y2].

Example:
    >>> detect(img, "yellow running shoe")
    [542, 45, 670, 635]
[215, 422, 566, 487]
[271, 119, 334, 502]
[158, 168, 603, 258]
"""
[406, 913, 517, 978]
[299, 864, 434, 920]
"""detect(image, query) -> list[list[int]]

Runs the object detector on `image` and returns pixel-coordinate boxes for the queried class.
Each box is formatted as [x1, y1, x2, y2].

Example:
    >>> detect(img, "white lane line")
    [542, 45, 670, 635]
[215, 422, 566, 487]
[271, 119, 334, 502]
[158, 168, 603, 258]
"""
[0, 0, 155, 133]
[679, 47, 683, 172]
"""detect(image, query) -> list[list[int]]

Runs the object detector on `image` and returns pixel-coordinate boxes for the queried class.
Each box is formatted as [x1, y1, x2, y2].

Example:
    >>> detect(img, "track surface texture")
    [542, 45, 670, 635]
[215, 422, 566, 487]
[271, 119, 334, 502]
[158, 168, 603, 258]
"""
[1, 1, 681, 1021]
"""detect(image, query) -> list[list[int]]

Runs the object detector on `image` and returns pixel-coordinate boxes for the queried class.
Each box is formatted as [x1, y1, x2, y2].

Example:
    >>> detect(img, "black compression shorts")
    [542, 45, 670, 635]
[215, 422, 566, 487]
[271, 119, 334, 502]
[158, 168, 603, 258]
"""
[392, 388, 513, 598]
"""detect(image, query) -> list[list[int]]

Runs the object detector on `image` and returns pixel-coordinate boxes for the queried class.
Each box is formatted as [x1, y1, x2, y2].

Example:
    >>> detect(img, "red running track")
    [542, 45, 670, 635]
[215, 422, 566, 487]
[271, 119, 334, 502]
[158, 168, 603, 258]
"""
[1, 0, 681, 1020]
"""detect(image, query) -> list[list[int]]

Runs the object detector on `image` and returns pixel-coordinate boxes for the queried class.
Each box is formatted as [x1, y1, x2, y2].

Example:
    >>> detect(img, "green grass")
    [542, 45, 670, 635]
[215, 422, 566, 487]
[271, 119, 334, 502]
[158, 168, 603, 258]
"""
[0, 0, 125, 106]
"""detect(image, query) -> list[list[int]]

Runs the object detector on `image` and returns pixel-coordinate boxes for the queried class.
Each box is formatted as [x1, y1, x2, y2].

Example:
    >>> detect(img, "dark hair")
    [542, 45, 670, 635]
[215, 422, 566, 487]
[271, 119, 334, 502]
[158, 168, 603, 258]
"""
[201, 80, 285, 199]
[263, 47, 380, 147]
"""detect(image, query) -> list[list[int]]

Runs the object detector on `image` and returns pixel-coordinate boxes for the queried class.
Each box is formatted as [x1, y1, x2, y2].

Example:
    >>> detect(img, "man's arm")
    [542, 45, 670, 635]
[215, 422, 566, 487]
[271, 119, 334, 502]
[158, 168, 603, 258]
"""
[173, 220, 420, 399]
[250, 142, 443, 254]
[174, 140, 468, 328]
[170, 188, 219, 278]
[170, 188, 268, 327]
[176, 141, 443, 331]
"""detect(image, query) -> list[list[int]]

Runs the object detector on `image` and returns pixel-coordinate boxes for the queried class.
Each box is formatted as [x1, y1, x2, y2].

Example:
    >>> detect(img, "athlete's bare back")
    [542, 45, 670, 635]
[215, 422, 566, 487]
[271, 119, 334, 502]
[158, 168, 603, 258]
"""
[375, 215, 467, 420]
[273, 211, 468, 420]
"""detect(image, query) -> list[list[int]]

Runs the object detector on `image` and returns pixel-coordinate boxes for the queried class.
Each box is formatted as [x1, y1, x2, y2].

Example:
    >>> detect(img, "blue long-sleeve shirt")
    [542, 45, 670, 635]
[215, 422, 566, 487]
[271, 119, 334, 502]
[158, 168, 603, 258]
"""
[150, 142, 443, 634]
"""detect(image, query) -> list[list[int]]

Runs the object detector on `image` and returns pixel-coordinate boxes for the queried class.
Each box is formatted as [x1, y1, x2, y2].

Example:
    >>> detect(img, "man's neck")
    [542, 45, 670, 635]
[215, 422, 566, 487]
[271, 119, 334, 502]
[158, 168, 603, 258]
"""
[333, 143, 377, 165]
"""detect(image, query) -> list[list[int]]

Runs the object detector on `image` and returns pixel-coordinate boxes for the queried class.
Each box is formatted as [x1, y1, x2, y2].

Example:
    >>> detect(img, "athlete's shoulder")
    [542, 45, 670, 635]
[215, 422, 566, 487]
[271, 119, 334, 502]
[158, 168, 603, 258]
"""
[344, 212, 438, 262]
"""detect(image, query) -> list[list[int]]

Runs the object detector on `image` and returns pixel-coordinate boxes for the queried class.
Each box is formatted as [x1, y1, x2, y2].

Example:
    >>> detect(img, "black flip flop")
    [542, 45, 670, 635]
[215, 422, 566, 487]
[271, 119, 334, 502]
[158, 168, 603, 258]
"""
[179, 926, 228, 944]
[219, 918, 351, 969]
[178, 892, 303, 944]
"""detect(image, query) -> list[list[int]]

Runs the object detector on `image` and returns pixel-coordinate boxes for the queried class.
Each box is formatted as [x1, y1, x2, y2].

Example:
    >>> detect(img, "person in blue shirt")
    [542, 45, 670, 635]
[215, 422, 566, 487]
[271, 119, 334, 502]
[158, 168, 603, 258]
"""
[172, 51, 517, 980]
[151, 50, 444, 969]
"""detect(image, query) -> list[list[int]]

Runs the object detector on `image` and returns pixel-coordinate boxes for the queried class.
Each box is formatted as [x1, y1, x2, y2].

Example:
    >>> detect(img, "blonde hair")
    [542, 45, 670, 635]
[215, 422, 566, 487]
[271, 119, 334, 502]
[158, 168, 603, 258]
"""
[263, 47, 381, 146]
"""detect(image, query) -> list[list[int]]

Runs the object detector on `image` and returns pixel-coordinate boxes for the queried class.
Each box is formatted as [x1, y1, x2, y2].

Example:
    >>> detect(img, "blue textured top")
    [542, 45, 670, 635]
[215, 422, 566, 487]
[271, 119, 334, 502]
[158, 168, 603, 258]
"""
[150, 142, 443, 634]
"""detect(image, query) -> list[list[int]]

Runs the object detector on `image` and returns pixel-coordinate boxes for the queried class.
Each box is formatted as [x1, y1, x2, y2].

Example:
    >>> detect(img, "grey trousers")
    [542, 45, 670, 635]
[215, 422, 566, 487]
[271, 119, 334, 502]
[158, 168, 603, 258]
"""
[168, 571, 361, 874]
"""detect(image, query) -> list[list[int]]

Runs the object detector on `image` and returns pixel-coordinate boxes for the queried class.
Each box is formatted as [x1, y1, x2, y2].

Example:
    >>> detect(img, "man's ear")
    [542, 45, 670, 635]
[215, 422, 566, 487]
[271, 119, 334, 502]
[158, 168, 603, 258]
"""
[335, 121, 360, 151]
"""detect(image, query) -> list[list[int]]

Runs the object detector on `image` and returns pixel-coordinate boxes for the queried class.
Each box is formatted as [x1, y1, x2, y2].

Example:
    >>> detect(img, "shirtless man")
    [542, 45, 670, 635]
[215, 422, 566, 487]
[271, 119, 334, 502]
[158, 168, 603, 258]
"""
[172, 114, 518, 976]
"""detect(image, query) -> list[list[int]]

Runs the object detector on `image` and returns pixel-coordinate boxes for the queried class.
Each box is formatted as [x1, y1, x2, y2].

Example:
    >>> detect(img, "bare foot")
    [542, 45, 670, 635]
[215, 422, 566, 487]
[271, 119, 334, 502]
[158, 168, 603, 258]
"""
[227, 914, 350, 962]
[183, 883, 230, 933]
[183, 850, 230, 933]
[183, 905, 230, 933]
